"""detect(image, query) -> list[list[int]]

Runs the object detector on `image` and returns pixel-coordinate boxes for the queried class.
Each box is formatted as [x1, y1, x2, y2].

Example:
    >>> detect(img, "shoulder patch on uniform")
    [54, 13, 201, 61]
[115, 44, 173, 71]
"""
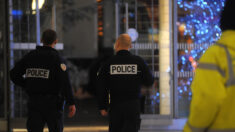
[60, 63, 67, 71]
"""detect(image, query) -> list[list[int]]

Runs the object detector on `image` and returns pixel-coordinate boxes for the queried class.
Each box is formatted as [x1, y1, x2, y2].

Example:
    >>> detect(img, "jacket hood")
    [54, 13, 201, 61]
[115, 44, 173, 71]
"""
[217, 30, 235, 50]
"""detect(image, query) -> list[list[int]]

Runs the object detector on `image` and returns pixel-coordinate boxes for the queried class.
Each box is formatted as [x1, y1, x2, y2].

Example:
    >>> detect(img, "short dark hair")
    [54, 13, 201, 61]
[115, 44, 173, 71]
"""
[220, 0, 235, 31]
[41, 29, 57, 45]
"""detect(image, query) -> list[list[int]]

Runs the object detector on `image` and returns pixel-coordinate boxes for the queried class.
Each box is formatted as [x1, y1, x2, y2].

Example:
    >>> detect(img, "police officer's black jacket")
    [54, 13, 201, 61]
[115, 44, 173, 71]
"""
[10, 46, 75, 105]
[97, 50, 154, 110]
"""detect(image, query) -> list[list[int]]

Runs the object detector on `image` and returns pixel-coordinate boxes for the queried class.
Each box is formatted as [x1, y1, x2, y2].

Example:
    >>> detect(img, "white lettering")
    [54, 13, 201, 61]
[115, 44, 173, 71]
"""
[110, 65, 137, 75]
[26, 68, 50, 79]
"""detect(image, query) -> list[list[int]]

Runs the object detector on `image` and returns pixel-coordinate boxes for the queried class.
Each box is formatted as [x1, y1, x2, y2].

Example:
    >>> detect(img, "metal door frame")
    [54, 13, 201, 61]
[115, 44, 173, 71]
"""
[0, 0, 11, 131]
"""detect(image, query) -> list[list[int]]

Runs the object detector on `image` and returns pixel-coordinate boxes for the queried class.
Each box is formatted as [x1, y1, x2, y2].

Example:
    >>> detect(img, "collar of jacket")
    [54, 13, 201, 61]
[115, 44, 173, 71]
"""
[116, 50, 131, 55]
[217, 30, 235, 50]
[36, 46, 58, 52]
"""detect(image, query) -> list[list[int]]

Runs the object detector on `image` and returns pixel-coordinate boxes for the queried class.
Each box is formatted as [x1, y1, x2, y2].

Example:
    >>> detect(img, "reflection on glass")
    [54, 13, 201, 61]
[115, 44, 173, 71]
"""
[177, 0, 225, 117]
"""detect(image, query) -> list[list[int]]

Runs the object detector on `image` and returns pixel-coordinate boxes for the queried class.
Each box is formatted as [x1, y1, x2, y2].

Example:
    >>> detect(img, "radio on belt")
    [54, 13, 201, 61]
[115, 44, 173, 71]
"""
[110, 64, 137, 75]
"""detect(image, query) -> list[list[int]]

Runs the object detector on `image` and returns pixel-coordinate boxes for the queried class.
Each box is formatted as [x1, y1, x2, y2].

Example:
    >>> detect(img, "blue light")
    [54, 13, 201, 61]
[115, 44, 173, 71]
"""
[129, 13, 135, 18]
[178, 0, 225, 44]
[203, 12, 206, 16]
[12, 10, 23, 19]
[178, 86, 182, 90]
[156, 92, 160, 97]
[189, 78, 193, 81]
[187, 81, 191, 85]
[179, 90, 183, 94]
[12, 10, 23, 16]
[189, 92, 192, 96]
[196, 31, 200, 35]
[184, 86, 187, 91]
[153, 96, 156, 100]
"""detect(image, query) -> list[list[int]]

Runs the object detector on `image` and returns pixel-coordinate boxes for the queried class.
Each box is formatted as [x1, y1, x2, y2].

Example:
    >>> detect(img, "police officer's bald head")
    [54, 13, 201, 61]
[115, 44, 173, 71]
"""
[114, 34, 132, 52]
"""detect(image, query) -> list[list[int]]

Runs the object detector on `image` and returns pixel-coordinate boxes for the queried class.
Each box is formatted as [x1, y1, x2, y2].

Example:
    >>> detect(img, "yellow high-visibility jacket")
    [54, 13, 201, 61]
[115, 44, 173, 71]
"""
[184, 30, 235, 132]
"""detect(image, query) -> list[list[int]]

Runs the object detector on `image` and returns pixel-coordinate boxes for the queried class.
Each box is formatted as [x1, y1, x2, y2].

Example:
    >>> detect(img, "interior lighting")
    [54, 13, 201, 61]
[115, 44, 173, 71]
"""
[32, 0, 45, 14]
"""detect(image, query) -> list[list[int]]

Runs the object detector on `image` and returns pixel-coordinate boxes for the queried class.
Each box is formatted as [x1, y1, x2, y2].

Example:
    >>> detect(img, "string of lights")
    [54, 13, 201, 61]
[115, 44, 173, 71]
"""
[177, 0, 225, 99]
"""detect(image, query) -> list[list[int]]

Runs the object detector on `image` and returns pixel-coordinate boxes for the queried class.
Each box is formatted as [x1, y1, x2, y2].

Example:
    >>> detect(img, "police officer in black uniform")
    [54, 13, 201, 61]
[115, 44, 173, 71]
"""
[10, 29, 76, 132]
[97, 34, 154, 132]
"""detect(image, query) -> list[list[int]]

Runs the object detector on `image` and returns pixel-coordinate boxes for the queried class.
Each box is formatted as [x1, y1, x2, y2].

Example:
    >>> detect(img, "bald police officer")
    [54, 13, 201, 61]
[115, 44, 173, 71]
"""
[10, 29, 76, 132]
[97, 34, 154, 132]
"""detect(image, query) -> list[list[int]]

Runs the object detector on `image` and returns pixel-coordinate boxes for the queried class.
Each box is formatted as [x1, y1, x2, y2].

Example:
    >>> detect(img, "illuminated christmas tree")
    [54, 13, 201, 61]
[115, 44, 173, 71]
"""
[177, 0, 225, 98]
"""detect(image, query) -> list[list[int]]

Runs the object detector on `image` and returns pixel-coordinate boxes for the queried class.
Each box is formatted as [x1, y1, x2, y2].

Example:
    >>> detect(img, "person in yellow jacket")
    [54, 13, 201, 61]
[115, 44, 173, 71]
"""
[184, 0, 235, 132]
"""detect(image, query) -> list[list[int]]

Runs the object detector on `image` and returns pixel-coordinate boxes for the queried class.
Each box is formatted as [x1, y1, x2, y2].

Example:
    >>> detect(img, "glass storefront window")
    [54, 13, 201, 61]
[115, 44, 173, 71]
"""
[117, 0, 174, 116]
[0, 0, 6, 118]
[9, 0, 99, 118]
[10, 0, 172, 118]
[10, 0, 36, 118]
[8, 0, 227, 121]
[176, 0, 225, 117]
[118, 0, 160, 114]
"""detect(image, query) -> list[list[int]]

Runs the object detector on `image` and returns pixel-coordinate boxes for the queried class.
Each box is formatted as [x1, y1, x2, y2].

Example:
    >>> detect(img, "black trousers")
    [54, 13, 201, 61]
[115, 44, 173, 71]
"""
[27, 95, 64, 132]
[109, 99, 140, 132]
